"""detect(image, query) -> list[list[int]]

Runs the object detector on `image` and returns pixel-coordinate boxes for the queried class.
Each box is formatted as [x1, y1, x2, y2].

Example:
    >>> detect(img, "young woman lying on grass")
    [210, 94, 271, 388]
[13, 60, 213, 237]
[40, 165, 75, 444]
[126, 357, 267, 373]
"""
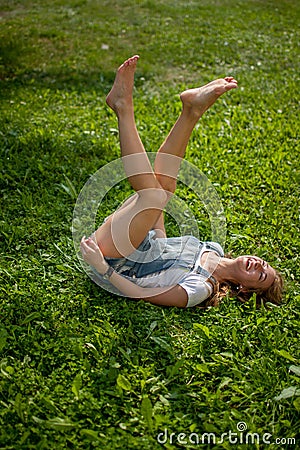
[80, 55, 283, 308]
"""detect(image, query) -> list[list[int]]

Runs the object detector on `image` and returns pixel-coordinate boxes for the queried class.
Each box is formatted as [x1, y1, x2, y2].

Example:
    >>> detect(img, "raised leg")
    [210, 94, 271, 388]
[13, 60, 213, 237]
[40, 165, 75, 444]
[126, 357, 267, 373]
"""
[104, 193, 167, 238]
[154, 77, 238, 193]
[95, 56, 167, 258]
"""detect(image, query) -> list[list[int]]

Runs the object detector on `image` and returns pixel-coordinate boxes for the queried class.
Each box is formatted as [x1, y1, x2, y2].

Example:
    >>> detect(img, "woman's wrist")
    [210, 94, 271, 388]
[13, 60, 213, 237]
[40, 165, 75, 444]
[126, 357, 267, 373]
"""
[95, 261, 110, 275]
[102, 266, 114, 280]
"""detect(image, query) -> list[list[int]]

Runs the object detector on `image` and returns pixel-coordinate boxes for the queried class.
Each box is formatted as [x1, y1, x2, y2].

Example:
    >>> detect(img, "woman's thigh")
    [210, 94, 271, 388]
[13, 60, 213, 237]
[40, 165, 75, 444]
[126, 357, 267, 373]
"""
[95, 189, 167, 258]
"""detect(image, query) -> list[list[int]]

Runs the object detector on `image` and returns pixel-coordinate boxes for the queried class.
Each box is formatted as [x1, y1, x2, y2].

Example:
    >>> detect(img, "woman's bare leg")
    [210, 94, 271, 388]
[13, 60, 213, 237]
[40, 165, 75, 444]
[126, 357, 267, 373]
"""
[103, 76, 238, 244]
[154, 77, 238, 193]
[104, 193, 167, 238]
[95, 56, 167, 258]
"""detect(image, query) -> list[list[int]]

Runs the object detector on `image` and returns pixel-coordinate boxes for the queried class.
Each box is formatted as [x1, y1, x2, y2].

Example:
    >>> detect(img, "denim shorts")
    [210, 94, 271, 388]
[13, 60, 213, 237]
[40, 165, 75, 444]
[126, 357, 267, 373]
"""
[105, 230, 201, 278]
[89, 230, 222, 296]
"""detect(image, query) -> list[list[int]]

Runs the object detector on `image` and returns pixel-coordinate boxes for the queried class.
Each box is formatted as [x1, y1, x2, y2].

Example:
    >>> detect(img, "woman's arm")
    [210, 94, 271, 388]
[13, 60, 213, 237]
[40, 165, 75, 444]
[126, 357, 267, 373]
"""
[80, 237, 188, 307]
[108, 270, 188, 306]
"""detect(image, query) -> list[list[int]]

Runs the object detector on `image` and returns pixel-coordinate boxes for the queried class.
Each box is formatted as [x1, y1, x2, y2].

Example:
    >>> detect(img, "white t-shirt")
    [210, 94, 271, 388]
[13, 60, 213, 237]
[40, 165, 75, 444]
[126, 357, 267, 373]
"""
[130, 242, 222, 307]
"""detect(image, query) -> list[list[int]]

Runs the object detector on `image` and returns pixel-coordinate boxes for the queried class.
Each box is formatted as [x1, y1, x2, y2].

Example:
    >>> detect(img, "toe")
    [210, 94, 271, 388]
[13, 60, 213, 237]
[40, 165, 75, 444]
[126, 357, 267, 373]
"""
[225, 76, 238, 84]
[129, 55, 139, 64]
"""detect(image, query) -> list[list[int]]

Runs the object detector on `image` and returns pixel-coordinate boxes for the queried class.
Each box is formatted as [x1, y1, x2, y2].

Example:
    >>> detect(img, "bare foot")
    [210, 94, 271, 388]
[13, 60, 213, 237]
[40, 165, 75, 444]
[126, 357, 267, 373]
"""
[106, 55, 139, 113]
[180, 77, 238, 116]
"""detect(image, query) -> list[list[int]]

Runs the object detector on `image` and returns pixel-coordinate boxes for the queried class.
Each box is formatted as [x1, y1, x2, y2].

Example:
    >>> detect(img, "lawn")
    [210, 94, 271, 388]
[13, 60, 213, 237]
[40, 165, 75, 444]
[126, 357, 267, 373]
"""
[0, 0, 299, 449]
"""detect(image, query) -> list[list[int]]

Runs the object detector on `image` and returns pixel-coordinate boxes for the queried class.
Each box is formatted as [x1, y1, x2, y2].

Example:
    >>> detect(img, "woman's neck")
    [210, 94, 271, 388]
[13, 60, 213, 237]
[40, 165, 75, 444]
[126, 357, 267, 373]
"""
[201, 252, 236, 284]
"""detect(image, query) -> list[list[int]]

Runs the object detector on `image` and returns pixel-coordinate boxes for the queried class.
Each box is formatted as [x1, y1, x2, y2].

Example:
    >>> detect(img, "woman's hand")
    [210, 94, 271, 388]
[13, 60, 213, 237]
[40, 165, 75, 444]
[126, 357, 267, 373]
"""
[80, 236, 109, 275]
[80, 236, 188, 306]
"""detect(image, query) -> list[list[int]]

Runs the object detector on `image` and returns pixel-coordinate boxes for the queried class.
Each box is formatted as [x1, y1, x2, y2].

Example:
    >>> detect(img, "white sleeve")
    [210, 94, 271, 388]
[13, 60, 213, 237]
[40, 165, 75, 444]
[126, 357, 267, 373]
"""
[178, 273, 213, 308]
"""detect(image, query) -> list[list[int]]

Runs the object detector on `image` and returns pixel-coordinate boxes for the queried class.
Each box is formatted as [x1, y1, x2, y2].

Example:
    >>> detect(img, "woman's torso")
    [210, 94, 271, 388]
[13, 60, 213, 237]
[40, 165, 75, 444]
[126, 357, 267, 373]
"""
[105, 231, 224, 287]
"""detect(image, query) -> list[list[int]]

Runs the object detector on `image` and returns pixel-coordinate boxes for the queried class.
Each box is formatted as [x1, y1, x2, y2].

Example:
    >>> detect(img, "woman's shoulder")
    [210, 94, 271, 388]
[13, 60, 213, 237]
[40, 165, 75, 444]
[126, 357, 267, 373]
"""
[204, 241, 224, 256]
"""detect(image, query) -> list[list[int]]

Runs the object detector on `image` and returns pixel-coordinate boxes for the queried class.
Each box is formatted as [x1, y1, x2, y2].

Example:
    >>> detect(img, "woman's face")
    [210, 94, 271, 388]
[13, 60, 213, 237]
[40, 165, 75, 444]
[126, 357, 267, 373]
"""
[234, 255, 276, 290]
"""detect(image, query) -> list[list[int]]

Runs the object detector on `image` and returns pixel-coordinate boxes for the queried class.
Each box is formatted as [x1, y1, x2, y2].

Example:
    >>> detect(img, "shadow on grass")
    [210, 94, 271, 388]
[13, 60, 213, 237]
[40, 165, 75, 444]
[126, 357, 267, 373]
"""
[0, 41, 149, 98]
[0, 66, 117, 98]
[0, 38, 115, 95]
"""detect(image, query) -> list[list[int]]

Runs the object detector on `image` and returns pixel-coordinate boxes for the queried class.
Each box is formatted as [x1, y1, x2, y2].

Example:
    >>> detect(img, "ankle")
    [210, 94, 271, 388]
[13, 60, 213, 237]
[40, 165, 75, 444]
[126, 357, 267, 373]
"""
[108, 98, 134, 116]
[181, 104, 202, 122]
[116, 104, 134, 120]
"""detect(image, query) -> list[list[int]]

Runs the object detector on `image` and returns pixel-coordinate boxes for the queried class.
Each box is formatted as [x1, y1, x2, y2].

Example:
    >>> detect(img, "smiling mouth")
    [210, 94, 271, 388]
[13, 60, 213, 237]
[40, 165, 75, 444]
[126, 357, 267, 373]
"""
[246, 258, 251, 271]
[246, 257, 267, 272]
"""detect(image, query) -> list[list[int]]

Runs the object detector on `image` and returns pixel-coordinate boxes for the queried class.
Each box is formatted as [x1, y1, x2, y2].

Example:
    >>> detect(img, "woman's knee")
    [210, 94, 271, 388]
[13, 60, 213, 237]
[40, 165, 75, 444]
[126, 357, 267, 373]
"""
[138, 186, 169, 209]
[155, 174, 177, 195]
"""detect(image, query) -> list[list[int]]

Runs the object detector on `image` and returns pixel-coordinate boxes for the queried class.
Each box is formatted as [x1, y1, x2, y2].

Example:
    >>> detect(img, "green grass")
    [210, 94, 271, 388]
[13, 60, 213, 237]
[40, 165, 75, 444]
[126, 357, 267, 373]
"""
[0, 0, 299, 449]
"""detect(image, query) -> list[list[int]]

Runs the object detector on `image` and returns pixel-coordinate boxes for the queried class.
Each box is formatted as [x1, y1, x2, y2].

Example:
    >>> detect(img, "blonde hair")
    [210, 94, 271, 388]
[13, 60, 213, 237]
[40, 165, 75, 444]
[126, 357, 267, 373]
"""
[201, 267, 284, 309]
